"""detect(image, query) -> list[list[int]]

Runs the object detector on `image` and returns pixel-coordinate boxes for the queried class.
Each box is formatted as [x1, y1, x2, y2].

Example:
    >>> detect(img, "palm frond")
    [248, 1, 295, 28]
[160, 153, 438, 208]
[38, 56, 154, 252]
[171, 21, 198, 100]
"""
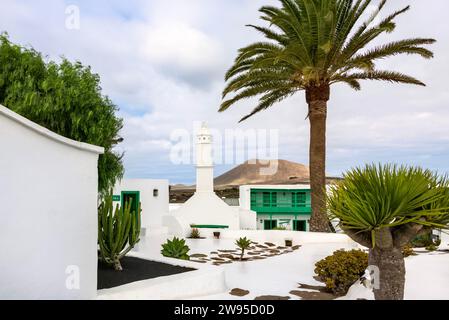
[331, 70, 425, 86]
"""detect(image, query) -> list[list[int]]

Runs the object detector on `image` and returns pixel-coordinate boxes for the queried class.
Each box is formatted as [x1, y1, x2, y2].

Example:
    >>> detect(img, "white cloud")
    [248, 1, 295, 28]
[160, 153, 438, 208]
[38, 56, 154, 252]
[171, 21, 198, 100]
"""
[1, 0, 449, 183]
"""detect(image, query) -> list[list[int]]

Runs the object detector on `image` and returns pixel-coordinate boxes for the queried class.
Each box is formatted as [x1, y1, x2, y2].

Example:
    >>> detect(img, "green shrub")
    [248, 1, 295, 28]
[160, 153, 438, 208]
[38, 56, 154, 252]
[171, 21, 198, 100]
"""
[412, 228, 441, 249]
[235, 237, 252, 260]
[402, 244, 416, 257]
[272, 226, 287, 231]
[314, 249, 368, 295]
[411, 230, 434, 248]
[161, 237, 190, 260]
[98, 192, 141, 271]
[189, 228, 201, 239]
[425, 244, 438, 252]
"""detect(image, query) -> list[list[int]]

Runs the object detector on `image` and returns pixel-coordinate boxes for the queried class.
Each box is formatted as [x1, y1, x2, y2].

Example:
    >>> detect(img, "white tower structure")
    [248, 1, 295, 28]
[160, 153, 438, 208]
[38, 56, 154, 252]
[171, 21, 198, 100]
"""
[162, 121, 257, 236]
[196, 122, 214, 193]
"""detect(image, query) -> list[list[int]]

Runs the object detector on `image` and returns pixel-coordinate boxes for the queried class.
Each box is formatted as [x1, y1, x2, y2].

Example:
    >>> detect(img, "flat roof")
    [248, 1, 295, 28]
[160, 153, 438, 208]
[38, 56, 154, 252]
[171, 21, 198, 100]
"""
[0, 104, 104, 154]
[241, 185, 311, 190]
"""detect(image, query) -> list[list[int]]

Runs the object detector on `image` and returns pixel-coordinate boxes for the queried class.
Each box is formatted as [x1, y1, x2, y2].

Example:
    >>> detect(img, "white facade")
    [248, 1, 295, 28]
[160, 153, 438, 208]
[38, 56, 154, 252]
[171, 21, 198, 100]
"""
[0, 104, 103, 299]
[113, 179, 169, 235]
[240, 184, 312, 231]
[164, 123, 256, 236]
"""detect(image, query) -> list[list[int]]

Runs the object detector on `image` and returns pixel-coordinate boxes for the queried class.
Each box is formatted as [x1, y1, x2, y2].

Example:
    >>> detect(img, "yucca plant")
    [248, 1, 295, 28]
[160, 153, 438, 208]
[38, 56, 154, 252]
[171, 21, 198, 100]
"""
[161, 237, 190, 260]
[98, 193, 141, 271]
[236, 237, 252, 260]
[220, 0, 436, 232]
[328, 164, 449, 300]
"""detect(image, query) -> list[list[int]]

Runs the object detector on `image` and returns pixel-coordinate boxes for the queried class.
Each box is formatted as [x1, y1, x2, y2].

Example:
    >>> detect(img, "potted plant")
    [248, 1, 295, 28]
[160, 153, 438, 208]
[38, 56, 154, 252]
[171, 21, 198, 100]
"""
[213, 231, 221, 239]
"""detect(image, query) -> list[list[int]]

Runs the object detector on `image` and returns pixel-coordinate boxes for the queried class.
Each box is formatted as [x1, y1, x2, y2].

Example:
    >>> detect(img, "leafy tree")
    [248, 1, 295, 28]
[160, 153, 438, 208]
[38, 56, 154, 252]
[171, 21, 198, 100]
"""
[328, 164, 449, 300]
[0, 33, 124, 194]
[219, 0, 436, 232]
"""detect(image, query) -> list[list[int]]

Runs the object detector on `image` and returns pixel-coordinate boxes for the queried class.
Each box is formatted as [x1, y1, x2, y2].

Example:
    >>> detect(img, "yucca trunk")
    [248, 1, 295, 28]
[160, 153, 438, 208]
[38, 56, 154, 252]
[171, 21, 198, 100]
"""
[306, 84, 331, 233]
[346, 227, 421, 300]
[369, 247, 405, 300]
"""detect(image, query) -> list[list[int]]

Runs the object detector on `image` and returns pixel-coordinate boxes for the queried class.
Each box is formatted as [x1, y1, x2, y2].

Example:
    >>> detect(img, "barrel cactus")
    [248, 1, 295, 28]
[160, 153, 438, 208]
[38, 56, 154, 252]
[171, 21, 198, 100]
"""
[98, 193, 141, 271]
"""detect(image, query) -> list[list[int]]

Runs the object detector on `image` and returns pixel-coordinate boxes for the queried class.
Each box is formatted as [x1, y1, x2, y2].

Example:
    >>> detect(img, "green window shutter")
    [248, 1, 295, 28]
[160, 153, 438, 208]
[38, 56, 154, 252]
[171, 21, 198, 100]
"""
[271, 192, 277, 207]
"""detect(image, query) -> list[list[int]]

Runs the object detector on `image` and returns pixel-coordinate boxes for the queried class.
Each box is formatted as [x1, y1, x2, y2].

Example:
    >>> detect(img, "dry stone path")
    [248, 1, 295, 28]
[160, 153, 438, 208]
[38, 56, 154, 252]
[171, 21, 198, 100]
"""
[189, 241, 302, 266]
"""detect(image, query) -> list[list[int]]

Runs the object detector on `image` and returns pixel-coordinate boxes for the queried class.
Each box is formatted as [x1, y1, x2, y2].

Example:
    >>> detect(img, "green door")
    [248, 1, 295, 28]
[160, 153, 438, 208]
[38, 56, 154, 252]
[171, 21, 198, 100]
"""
[264, 220, 277, 230]
[121, 191, 140, 215]
[293, 220, 307, 231]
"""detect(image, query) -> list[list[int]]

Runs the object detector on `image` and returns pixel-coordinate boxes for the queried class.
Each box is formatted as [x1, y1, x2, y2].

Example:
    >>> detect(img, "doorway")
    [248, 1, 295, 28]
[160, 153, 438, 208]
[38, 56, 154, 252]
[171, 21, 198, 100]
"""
[293, 220, 307, 231]
[121, 191, 140, 215]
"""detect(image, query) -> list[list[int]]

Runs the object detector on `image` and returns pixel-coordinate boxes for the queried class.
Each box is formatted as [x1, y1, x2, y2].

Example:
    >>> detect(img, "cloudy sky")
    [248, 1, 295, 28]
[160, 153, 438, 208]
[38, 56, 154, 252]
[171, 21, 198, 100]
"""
[1, 0, 448, 184]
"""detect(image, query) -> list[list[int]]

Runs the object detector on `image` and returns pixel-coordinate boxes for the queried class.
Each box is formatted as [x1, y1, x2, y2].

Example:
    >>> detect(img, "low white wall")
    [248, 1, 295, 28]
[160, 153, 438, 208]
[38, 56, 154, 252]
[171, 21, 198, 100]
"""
[177, 229, 355, 246]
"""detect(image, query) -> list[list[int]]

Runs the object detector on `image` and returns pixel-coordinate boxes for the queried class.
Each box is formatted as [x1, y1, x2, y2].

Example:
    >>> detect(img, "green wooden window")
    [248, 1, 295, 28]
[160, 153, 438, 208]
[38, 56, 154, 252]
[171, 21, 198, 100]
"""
[292, 192, 307, 207]
[271, 192, 277, 207]
[263, 192, 271, 207]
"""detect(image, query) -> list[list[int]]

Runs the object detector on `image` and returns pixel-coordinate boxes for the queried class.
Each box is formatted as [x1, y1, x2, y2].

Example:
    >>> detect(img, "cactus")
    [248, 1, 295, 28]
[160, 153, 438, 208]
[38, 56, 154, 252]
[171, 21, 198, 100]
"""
[98, 192, 141, 271]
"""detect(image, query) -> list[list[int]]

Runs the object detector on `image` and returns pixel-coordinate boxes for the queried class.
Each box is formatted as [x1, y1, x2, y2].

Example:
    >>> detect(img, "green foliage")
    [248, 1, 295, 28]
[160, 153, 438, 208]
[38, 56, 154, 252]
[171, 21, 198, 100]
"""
[328, 164, 449, 247]
[425, 244, 438, 252]
[235, 237, 252, 260]
[161, 237, 190, 260]
[0, 33, 124, 195]
[272, 226, 287, 230]
[402, 244, 416, 257]
[98, 192, 141, 271]
[189, 228, 201, 239]
[411, 228, 442, 249]
[220, 0, 435, 121]
[314, 249, 368, 295]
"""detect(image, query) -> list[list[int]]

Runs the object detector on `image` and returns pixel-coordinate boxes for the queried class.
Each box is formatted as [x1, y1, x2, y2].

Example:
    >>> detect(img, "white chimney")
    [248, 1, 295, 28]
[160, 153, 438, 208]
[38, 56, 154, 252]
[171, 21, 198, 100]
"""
[195, 122, 214, 193]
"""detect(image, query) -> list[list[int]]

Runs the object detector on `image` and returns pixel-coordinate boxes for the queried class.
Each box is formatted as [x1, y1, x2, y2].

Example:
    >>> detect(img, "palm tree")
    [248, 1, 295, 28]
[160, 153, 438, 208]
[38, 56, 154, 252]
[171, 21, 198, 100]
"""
[328, 164, 449, 300]
[219, 0, 435, 232]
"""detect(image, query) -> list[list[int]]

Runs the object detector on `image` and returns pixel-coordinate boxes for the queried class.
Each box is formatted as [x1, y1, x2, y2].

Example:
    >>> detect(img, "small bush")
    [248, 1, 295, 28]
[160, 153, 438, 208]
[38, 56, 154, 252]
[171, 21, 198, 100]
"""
[402, 244, 416, 257]
[189, 228, 201, 239]
[161, 237, 190, 260]
[314, 249, 368, 295]
[272, 226, 287, 231]
[425, 244, 438, 252]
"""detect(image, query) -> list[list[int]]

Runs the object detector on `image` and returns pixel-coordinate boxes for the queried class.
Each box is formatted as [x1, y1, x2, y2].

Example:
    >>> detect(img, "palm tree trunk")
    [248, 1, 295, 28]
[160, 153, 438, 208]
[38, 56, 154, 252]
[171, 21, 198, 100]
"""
[369, 247, 405, 300]
[306, 84, 330, 233]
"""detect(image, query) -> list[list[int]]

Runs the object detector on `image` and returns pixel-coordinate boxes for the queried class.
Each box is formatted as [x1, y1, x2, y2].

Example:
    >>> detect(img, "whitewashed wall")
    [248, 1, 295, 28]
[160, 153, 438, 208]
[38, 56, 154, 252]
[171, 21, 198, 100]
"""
[0, 105, 103, 300]
[113, 179, 169, 233]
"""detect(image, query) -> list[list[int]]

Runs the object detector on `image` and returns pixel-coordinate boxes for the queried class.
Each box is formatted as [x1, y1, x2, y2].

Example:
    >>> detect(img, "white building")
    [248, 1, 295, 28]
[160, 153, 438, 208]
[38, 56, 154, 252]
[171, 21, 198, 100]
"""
[239, 184, 312, 231]
[164, 123, 256, 236]
[113, 179, 169, 235]
[0, 104, 103, 299]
